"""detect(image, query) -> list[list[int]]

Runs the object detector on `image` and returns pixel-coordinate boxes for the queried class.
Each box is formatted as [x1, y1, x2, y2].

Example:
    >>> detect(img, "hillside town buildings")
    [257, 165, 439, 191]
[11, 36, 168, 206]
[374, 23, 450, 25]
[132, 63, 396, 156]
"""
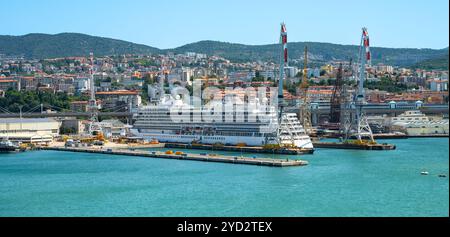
[0, 51, 448, 138]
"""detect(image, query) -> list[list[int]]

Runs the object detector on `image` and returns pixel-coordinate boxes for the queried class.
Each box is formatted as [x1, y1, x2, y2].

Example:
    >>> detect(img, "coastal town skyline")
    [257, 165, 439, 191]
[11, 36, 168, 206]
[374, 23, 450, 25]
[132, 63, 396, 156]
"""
[1, 0, 449, 49]
[0, 0, 448, 224]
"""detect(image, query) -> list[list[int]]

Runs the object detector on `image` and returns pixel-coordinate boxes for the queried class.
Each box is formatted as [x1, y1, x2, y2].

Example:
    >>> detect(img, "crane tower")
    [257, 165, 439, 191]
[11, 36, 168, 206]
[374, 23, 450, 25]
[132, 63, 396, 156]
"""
[277, 23, 288, 121]
[87, 52, 101, 135]
[299, 46, 312, 134]
[329, 63, 344, 123]
[344, 28, 374, 142]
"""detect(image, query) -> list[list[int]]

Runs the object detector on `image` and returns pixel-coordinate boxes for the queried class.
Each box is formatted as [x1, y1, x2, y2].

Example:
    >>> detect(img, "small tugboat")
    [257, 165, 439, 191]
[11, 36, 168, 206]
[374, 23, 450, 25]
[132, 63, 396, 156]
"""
[0, 139, 20, 153]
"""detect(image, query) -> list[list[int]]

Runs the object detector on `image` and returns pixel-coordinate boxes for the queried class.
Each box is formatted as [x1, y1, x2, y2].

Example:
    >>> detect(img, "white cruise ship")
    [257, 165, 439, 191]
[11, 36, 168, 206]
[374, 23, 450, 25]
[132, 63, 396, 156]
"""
[131, 95, 313, 149]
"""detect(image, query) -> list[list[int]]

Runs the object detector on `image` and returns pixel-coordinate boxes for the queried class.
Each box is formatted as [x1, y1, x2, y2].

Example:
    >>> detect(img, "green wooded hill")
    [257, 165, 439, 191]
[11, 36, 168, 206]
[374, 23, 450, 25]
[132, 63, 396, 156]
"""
[0, 33, 448, 68]
[168, 40, 449, 67]
[0, 33, 161, 59]
[411, 51, 449, 70]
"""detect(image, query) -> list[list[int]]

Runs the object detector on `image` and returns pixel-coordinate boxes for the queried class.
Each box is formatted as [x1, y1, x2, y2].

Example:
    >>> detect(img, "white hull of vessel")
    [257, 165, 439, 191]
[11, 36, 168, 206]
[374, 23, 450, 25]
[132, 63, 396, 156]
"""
[130, 130, 314, 149]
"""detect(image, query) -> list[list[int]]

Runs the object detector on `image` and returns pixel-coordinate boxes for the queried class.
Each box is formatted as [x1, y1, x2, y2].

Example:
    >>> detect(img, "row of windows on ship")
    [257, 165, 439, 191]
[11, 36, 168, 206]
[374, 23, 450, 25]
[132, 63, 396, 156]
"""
[135, 124, 265, 130]
[137, 111, 276, 116]
[140, 125, 270, 132]
[140, 106, 276, 111]
[137, 119, 276, 123]
[139, 130, 275, 137]
[148, 135, 227, 141]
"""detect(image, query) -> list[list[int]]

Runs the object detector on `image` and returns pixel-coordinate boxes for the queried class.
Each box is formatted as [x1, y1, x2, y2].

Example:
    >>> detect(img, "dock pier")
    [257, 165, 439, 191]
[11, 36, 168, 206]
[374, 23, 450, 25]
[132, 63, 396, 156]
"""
[164, 143, 314, 155]
[312, 142, 396, 150]
[42, 147, 309, 167]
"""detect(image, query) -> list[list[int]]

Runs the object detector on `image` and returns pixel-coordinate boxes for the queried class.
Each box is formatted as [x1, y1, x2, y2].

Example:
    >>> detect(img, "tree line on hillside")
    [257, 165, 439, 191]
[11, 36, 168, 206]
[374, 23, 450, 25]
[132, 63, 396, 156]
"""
[0, 89, 89, 113]
[1, 34, 447, 68]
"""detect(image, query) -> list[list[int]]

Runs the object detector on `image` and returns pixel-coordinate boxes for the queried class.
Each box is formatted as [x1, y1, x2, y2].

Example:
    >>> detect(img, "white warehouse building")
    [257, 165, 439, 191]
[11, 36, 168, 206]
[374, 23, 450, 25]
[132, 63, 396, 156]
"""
[0, 118, 61, 144]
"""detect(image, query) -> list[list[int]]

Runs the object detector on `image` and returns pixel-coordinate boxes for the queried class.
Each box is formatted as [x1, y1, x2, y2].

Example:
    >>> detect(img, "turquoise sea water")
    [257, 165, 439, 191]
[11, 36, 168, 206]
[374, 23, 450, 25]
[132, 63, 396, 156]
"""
[0, 138, 448, 217]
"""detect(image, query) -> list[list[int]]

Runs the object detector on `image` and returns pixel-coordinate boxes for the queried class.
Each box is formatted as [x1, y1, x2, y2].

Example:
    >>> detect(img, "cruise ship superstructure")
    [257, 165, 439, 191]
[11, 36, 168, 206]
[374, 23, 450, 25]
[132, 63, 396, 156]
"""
[131, 95, 313, 149]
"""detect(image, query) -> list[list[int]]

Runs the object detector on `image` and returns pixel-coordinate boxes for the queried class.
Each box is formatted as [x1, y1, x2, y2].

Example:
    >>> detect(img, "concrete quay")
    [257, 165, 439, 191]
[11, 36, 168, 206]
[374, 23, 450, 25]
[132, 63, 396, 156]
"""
[164, 143, 314, 155]
[42, 147, 309, 167]
[313, 142, 396, 150]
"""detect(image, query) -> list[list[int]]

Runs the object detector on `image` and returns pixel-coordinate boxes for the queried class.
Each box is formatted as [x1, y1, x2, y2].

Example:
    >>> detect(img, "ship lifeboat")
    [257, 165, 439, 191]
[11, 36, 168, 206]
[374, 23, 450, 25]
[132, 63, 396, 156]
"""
[150, 139, 159, 145]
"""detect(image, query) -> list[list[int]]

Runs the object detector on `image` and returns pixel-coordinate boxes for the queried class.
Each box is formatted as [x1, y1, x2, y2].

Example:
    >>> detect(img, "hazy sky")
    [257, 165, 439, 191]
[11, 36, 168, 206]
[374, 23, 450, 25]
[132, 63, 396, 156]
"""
[1, 0, 448, 49]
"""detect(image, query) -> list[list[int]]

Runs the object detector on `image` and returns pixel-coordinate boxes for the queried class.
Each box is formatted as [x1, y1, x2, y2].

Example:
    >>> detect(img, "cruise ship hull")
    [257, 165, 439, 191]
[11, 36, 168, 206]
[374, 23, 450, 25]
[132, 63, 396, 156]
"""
[130, 130, 314, 149]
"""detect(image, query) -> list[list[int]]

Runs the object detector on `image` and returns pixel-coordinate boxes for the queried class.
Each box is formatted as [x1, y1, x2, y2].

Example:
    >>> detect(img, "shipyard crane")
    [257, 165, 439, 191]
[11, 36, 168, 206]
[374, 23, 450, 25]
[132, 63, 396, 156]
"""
[329, 63, 344, 124]
[277, 22, 288, 121]
[299, 46, 313, 134]
[344, 27, 375, 143]
[87, 52, 102, 135]
[340, 58, 353, 140]
[275, 23, 296, 146]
